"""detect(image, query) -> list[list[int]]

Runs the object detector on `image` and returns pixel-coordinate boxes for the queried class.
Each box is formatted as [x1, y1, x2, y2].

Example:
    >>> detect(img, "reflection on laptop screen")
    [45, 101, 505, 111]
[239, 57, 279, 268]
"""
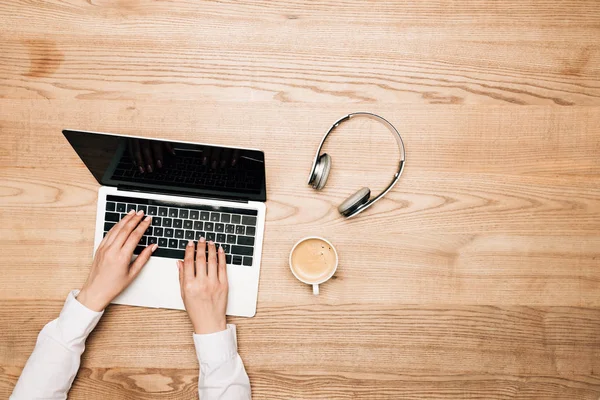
[63, 130, 266, 202]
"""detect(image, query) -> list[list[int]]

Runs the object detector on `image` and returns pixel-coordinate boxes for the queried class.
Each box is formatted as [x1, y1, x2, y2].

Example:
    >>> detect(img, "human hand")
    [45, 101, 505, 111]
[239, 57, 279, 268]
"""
[201, 146, 241, 170]
[178, 238, 228, 334]
[78, 210, 157, 311]
[128, 138, 175, 173]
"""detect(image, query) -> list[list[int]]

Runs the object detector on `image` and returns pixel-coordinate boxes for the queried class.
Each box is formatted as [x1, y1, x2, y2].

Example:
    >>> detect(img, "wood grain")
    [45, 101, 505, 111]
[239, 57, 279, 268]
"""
[1, 0, 600, 398]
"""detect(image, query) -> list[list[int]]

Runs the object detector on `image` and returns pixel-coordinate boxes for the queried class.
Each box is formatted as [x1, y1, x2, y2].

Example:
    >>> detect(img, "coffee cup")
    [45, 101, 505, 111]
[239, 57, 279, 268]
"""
[289, 236, 338, 295]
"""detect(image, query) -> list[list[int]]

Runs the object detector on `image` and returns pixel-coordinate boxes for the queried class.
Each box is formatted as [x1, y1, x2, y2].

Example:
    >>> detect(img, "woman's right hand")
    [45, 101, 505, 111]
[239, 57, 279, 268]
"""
[178, 238, 229, 334]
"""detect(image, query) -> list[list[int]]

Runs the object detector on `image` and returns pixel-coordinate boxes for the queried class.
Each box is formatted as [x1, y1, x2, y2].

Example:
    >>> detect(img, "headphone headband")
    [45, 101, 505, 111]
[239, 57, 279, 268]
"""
[308, 112, 406, 218]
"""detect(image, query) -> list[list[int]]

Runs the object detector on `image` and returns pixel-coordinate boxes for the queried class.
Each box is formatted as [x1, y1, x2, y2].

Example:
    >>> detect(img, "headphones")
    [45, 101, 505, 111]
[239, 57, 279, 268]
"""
[308, 112, 406, 218]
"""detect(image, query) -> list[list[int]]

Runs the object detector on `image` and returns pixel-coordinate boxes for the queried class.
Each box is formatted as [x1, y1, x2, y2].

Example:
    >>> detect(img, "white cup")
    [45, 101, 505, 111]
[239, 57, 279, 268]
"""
[289, 236, 339, 295]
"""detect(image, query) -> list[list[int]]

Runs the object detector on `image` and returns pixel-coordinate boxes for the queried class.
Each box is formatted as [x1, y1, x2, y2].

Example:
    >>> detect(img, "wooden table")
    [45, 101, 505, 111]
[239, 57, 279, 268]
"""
[1, 1, 599, 399]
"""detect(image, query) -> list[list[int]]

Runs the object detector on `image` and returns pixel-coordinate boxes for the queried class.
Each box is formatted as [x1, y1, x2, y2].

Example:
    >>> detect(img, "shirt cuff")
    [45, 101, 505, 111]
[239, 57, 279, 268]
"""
[193, 324, 238, 364]
[55, 290, 104, 346]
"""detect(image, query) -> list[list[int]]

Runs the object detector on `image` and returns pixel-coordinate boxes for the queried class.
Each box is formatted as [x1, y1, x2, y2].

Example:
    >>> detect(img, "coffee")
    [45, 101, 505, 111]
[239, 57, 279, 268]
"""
[290, 238, 337, 283]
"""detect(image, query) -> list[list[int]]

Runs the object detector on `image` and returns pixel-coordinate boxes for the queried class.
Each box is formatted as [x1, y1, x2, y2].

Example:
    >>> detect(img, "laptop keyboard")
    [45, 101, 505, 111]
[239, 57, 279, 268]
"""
[103, 195, 258, 266]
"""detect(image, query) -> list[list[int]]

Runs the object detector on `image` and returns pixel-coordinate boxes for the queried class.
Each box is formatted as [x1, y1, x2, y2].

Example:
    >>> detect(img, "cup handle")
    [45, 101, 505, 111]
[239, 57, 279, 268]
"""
[312, 284, 319, 295]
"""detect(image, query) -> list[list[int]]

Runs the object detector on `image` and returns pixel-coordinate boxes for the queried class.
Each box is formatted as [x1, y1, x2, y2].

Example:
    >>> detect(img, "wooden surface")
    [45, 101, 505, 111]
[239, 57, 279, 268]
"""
[1, 0, 600, 399]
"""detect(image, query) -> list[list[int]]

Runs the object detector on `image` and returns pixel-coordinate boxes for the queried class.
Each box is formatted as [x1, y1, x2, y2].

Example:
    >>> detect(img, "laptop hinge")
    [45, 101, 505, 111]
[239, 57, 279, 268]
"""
[116, 185, 249, 204]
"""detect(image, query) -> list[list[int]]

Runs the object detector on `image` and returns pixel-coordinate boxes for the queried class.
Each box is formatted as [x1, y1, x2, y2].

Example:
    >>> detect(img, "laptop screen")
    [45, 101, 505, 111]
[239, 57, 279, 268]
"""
[63, 130, 266, 202]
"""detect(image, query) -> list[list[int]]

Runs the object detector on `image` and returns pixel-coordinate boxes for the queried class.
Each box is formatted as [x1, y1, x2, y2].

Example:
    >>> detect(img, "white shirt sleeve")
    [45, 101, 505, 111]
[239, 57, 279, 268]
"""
[10, 290, 103, 400]
[193, 324, 252, 400]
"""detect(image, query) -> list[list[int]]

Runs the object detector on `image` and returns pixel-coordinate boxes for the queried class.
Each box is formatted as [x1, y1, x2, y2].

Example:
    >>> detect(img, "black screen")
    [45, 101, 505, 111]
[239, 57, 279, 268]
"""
[63, 130, 266, 202]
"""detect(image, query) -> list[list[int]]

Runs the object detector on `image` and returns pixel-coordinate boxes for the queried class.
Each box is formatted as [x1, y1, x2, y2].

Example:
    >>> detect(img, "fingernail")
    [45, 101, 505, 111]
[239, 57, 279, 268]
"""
[187, 240, 194, 247]
[145, 216, 151, 221]
[151, 244, 158, 252]
[139, 166, 145, 173]
[157, 160, 162, 168]
[202, 157, 208, 166]
[208, 240, 214, 245]
[200, 237, 206, 243]
[218, 246, 224, 253]
[137, 210, 144, 215]
[211, 160, 217, 170]
[231, 159, 237, 167]
[128, 209, 135, 215]
[148, 165, 154, 173]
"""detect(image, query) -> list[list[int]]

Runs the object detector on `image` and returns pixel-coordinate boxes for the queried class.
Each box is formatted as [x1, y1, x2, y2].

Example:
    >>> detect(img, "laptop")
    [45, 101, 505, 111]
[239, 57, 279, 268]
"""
[63, 130, 266, 317]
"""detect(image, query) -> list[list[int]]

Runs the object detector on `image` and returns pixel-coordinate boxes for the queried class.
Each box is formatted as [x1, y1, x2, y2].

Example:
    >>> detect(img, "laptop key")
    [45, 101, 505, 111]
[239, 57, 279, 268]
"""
[158, 207, 168, 216]
[184, 220, 193, 229]
[116, 203, 127, 213]
[190, 210, 200, 220]
[206, 232, 216, 242]
[174, 219, 183, 228]
[231, 215, 241, 224]
[195, 231, 204, 240]
[175, 229, 184, 239]
[145, 226, 152, 235]
[148, 206, 158, 215]
[226, 235, 236, 244]
[168, 239, 178, 248]
[106, 202, 116, 211]
[226, 254, 232, 264]
[200, 212, 210, 221]
[185, 230, 195, 240]
[104, 222, 116, 232]
[205, 222, 214, 231]
[158, 238, 168, 247]
[215, 223, 224, 232]
[221, 214, 231, 223]
[225, 224, 235, 233]
[154, 227, 164, 236]
[237, 236, 255, 246]
[105, 212, 120, 222]
[232, 245, 253, 256]
[194, 221, 203, 230]
[243, 256, 253, 266]
[163, 218, 172, 227]
[148, 237, 158, 245]
[169, 208, 178, 217]
[127, 204, 137, 213]
[179, 240, 188, 249]
[152, 217, 161, 226]
[217, 233, 226, 243]
[246, 226, 256, 236]
[233, 255, 243, 265]
[235, 225, 245, 235]
[139, 236, 147, 246]
[210, 213, 220, 222]
[179, 209, 189, 219]
[242, 216, 257, 226]
[221, 243, 230, 253]
[137, 205, 147, 214]
[165, 228, 174, 238]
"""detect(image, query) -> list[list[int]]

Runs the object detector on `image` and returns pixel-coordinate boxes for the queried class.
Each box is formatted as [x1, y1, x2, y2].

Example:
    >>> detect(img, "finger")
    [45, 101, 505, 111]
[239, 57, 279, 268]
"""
[140, 140, 154, 173]
[221, 148, 232, 169]
[164, 142, 176, 155]
[102, 209, 136, 247]
[151, 141, 164, 169]
[231, 149, 241, 167]
[113, 210, 145, 248]
[130, 139, 144, 173]
[207, 241, 218, 281]
[177, 260, 184, 294]
[195, 237, 207, 279]
[210, 148, 222, 170]
[184, 240, 195, 281]
[129, 243, 157, 279]
[202, 147, 212, 166]
[217, 245, 228, 285]
[122, 214, 152, 253]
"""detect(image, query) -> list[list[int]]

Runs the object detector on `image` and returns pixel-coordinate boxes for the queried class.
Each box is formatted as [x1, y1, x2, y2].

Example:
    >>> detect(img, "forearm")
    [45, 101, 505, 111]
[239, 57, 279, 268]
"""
[10, 290, 103, 400]
[194, 324, 251, 400]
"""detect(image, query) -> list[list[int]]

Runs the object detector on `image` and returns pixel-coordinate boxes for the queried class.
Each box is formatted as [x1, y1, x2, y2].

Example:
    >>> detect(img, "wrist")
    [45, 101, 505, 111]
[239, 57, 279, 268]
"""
[77, 288, 108, 312]
[193, 318, 227, 335]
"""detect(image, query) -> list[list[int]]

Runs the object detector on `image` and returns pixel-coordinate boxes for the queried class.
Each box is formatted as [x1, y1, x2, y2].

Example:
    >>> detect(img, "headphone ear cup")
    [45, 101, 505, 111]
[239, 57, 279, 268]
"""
[311, 153, 331, 190]
[338, 187, 371, 217]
